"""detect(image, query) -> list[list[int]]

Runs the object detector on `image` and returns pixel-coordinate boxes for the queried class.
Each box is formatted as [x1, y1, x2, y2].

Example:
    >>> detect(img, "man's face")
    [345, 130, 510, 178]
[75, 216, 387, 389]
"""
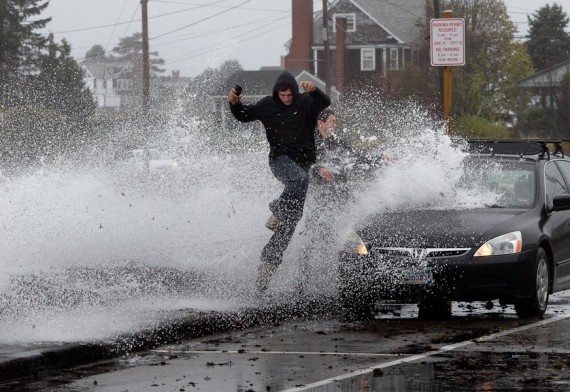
[278, 89, 293, 106]
[318, 115, 336, 139]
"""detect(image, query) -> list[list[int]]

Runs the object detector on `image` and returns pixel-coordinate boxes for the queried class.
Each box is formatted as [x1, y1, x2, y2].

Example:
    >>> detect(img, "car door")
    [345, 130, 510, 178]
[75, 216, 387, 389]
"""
[545, 160, 570, 291]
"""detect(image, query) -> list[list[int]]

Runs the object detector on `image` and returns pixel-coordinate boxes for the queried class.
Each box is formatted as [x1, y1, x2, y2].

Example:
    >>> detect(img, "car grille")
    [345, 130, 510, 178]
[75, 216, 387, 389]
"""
[371, 247, 471, 259]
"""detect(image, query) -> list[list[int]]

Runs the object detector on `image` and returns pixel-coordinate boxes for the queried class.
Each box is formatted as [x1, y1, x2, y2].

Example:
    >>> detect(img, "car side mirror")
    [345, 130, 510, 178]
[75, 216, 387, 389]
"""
[551, 194, 570, 211]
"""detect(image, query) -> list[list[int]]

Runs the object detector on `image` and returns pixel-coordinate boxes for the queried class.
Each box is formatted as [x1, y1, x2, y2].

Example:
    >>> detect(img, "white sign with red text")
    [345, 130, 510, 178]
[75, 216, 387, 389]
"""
[430, 18, 465, 66]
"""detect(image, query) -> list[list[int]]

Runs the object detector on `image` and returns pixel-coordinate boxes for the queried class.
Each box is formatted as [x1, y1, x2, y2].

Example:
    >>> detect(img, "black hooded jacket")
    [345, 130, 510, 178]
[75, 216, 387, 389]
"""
[229, 71, 330, 166]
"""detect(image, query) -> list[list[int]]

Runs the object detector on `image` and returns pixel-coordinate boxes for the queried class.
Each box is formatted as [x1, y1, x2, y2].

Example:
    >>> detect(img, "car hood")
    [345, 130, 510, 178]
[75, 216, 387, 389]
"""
[358, 208, 527, 248]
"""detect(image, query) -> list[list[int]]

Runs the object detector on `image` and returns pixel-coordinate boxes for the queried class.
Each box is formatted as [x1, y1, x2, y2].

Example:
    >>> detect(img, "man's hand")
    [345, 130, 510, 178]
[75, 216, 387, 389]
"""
[300, 81, 316, 92]
[228, 87, 240, 105]
[319, 167, 335, 182]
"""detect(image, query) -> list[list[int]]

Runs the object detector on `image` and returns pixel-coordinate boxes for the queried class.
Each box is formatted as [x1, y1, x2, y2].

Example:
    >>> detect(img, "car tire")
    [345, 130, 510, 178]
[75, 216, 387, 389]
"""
[338, 281, 375, 321]
[514, 247, 549, 318]
[417, 298, 452, 320]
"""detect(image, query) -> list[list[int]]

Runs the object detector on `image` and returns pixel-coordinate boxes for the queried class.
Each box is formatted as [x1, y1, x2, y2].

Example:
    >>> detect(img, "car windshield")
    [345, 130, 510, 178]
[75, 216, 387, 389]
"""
[457, 158, 536, 208]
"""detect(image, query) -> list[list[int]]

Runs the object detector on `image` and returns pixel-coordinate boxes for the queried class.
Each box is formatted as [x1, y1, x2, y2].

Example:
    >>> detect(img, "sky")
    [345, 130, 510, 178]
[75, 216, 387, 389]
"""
[41, 0, 568, 78]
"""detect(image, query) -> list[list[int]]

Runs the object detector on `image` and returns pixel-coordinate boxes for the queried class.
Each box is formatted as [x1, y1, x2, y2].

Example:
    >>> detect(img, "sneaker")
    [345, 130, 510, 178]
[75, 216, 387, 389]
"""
[265, 214, 283, 231]
[256, 263, 277, 291]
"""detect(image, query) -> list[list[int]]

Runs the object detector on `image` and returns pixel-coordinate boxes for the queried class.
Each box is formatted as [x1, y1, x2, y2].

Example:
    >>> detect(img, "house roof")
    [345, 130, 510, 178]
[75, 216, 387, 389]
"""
[82, 61, 160, 79]
[82, 62, 131, 79]
[517, 59, 570, 88]
[311, 0, 425, 46]
[352, 0, 425, 44]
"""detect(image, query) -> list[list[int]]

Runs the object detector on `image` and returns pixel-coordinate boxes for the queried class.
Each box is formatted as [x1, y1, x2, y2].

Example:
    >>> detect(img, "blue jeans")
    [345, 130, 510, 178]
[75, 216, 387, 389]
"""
[261, 155, 310, 266]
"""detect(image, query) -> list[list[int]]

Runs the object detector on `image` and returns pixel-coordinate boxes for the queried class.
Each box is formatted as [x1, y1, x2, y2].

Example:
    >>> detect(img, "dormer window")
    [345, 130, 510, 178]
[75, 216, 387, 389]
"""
[333, 13, 356, 32]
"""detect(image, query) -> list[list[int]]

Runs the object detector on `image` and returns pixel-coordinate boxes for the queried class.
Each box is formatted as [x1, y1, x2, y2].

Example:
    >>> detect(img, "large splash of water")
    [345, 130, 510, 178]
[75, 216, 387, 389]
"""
[0, 93, 485, 343]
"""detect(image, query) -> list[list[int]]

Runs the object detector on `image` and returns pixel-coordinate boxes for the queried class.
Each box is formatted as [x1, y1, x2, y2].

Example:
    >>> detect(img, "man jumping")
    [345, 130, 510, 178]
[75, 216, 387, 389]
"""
[227, 71, 331, 291]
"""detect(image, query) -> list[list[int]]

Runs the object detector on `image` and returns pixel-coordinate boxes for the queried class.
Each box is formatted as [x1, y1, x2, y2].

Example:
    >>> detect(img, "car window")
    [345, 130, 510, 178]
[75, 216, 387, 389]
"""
[545, 161, 568, 209]
[555, 160, 570, 189]
[458, 159, 535, 208]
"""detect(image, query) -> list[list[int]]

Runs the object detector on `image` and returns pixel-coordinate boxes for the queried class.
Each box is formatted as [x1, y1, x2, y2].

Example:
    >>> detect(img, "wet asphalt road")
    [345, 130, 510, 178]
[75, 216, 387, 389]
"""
[7, 292, 570, 392]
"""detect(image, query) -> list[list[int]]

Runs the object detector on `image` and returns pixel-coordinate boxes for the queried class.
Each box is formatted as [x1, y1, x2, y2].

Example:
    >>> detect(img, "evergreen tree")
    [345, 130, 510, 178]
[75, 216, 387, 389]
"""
[557, 72, 570, 135]
[110, 32, 165, 107]
[112, 32, 165, 74]
[84, 44, 108, 63]
[0, 0, 51, 103]
[33, 37, 96, 124]
[526, 3, 570, 71]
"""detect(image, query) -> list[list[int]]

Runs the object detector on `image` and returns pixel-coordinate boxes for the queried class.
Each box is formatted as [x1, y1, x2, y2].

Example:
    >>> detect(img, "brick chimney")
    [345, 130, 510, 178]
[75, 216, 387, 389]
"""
[284, 0, 313, 72]
[335, 16, 347, 93]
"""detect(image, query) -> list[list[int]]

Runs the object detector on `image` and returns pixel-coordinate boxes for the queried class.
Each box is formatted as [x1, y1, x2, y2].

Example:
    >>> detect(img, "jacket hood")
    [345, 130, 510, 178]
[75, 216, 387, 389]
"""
[272, 71, 299, 101]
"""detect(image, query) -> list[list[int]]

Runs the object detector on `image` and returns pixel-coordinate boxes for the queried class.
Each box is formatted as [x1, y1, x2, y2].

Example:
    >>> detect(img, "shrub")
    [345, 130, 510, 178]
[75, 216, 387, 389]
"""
[451, 115, 513, 139]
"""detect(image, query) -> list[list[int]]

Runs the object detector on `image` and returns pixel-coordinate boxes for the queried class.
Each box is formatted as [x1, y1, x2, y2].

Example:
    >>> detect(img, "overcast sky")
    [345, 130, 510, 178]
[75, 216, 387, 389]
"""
[41, 0, 568, 77]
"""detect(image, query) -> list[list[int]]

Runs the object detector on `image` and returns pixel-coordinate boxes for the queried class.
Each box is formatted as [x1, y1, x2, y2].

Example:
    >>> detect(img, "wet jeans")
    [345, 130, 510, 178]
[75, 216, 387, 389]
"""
[260, 155, 310, 266]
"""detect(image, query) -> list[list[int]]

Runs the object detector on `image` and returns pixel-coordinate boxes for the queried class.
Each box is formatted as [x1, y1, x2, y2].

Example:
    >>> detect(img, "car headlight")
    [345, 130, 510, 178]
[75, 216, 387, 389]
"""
[342, 230, 369, 255]
[474, 231, 522, 257]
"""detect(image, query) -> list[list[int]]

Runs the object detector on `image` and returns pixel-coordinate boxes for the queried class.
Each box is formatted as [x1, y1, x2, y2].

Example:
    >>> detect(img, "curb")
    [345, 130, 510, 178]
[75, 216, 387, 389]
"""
[0, 297, 335, 382]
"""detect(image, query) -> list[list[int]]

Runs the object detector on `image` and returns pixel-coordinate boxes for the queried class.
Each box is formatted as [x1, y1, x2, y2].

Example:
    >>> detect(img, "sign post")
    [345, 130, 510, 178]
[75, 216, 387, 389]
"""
[430, 11, 465, 131]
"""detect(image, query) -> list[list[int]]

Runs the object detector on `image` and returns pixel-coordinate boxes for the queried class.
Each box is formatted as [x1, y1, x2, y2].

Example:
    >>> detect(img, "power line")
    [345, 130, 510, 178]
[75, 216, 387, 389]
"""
[74, 11, 285, 63]
[120, 3, 140, 45]
[105, 0, 130, 52]
[166, 15, 289, 65]
[49, 0, 235, 35]
[151, 0, 288, 13]
[152, 14, 287, 47]
[151, 0, 254, 40]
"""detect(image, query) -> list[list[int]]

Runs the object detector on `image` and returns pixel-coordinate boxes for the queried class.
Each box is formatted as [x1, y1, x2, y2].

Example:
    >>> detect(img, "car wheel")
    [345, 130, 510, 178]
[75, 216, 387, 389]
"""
[417, 298, 452, 320]
[338, 280, 375, 321]
[514, 248, 549, 318]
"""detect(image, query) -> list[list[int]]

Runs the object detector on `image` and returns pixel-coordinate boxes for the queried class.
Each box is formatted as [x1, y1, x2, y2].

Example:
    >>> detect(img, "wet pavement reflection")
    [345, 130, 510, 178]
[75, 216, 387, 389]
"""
[2, 291, 569, 392]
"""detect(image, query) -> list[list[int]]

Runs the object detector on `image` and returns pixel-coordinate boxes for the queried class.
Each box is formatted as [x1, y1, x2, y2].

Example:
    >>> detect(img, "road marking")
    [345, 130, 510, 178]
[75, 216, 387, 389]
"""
[150, 349, 401, 357]
[282, 313, 570, 392]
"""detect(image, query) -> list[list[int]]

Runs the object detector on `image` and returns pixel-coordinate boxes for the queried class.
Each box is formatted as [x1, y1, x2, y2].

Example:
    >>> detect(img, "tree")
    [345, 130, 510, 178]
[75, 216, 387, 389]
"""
[557, 72, 570, 135]
[33, 36, 96, 124]
[84, 44, 108, 63]
[444, 0, 534, 120]
[112, 32, 165, 74]
[109, 32, 165, 106]
[0, 0, 51, 103]
[526, 3, 570, 71]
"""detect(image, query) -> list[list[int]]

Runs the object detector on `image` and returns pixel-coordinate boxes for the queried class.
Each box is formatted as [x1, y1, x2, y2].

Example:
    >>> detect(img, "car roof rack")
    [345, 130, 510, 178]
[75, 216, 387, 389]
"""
[467, 139, 570, 159]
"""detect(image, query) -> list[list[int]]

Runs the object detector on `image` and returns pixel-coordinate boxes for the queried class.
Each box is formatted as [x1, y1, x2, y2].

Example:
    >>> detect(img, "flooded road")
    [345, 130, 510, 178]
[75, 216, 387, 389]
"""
[10, 291, 569, 392]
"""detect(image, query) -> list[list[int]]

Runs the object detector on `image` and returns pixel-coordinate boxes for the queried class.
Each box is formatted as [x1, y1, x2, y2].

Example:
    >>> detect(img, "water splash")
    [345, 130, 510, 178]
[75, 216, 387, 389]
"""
[0, 91, 487, 343]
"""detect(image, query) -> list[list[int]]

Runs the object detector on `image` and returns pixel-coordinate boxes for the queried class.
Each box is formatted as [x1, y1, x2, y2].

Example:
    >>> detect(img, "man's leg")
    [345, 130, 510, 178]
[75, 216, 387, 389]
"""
[257, 156, 310, 290]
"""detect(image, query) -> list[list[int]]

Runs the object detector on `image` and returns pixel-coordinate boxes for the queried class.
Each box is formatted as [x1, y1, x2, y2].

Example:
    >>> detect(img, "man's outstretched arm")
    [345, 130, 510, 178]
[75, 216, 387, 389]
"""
[227, 86, 259, 123]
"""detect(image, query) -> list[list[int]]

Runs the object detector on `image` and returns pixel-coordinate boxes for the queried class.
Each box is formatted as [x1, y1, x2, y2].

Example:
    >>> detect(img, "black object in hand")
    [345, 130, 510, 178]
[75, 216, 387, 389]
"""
[234, 85, 242, 96]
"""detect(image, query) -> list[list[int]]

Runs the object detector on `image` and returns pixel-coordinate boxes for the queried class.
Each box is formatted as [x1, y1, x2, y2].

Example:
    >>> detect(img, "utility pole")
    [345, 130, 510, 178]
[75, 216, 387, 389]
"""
[433, 0, 444, 113]
[141, 0, 150, 174]
[141, 0, 150, 115]
[322, 0, 331, 95]
[442, 9, 453, 128]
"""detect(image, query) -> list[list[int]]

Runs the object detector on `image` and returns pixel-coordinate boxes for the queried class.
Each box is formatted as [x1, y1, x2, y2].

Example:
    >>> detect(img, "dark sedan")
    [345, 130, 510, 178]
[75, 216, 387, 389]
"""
[339, 140, 570, 319]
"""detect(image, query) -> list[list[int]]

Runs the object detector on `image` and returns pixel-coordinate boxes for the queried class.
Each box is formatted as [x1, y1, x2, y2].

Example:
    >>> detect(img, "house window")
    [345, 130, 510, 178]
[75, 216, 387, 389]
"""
[332, 13, 356, 32]
[412, 49, 419, 66]
[390, 48, 399, 70]
[361, 48, 375, 71]
[117, 79, 133, 91]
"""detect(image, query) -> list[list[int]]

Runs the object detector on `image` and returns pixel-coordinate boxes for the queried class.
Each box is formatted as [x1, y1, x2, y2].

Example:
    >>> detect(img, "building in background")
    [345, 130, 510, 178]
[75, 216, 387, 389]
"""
[283, 0, 426, 92]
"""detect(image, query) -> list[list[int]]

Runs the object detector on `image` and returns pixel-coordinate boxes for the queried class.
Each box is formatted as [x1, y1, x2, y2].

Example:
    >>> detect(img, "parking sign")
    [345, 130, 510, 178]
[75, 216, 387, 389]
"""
[430, 18, 465, 66]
